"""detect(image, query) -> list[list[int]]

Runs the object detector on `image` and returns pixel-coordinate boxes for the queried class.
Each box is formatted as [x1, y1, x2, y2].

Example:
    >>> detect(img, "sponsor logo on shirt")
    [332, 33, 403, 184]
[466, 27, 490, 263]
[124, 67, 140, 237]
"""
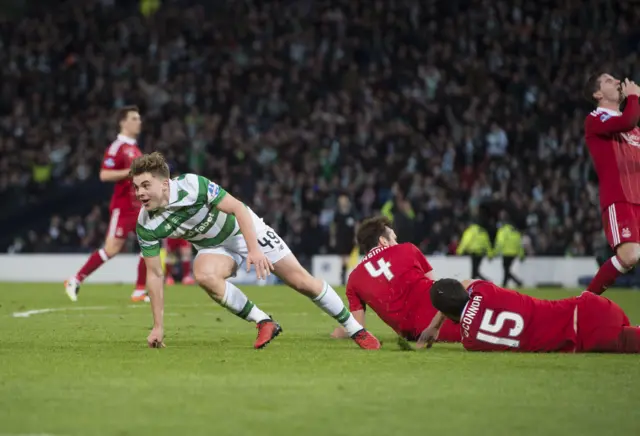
[104, 158, 116, 168]
[620, 132, 640, 148]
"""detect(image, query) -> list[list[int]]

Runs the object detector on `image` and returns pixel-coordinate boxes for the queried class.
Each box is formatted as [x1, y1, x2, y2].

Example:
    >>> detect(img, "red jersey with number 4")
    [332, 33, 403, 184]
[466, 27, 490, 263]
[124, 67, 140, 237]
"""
[585, 95, 640, 210]
[347, 243, 459, 341]
[102, 134, 142, 214]
[460, 281, 578, 352]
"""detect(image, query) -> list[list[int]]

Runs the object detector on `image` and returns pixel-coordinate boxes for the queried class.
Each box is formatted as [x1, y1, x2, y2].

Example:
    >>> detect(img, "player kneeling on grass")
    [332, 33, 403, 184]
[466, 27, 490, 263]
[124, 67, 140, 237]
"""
[331, 216, 460, 346]
[428, 278, 640, 353]
[131, 152, 380, 350]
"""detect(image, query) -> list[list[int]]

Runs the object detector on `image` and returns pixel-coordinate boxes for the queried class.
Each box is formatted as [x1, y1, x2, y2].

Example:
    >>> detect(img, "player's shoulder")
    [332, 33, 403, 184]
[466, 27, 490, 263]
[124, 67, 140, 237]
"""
[467, 280, 501, 296]
[136, 206, 151, 226]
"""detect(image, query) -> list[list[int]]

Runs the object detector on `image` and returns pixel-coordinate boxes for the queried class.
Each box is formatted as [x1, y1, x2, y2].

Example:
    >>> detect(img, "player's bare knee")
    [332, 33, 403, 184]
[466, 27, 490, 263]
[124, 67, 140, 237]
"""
[103, 237, 124, 257]
[617, 243, 640, 267]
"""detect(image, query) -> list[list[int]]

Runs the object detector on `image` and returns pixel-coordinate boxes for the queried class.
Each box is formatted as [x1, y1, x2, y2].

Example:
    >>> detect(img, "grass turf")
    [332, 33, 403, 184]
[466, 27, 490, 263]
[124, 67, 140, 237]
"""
[0, 283, 639, 436]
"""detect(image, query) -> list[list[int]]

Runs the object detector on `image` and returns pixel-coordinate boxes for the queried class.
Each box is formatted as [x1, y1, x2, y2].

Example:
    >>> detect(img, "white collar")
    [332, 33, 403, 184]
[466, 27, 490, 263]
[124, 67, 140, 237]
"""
[595, 107, 621, 116]
[117, 134, 137, 143]
[168, 179, 178, 203]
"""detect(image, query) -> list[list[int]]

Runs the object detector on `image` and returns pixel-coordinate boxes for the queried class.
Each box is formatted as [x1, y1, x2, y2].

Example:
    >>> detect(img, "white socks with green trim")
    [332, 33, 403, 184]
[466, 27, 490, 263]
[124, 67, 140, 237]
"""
[220, 281, 269, 323]
[312, 282, 363, 336]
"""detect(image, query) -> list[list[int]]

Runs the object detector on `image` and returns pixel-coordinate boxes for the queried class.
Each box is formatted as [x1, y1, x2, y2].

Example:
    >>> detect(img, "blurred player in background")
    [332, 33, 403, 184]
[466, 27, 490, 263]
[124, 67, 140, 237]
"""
[584, 75, 640, 294]
[331, 216, 460, 345]
[65, 106, 148, 303]
[131, 152, 380, 349]
[330, 194, 358, 285]
[430, 278, 640, 353]
[164, 237, 195, 285]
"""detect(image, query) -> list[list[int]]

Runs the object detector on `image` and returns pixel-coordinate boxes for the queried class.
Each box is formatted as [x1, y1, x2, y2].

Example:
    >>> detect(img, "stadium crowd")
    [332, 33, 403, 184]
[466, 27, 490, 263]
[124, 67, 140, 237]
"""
[2, 0, 639, 258]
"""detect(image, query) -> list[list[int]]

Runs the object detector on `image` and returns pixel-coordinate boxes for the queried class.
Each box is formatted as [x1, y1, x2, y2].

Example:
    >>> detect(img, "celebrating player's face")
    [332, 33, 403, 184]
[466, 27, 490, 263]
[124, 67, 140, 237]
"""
[595, 74, 623, 104]
[133, 173, 167, 211]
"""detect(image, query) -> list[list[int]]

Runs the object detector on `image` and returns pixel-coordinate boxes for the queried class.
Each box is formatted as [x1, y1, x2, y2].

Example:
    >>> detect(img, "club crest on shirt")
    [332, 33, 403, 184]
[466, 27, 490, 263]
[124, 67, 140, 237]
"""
[620, 132, 640, 148]
[622, 227, 632, 239]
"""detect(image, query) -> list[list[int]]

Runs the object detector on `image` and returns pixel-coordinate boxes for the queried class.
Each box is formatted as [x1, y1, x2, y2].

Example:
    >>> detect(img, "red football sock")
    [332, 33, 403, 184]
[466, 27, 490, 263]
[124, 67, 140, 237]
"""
[182, 260, 191, 277]
[586, 255, 630, 295]
[135, 255, 147, 290]
[617, 327, 640, 353]
[76, 249, 110, 282]
[165, 263, 174, 278]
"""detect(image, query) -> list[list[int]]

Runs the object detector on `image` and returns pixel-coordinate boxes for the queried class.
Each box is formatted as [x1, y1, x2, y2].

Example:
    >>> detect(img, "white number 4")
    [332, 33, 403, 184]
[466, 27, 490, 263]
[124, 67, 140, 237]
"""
[365, 258, 394, 281]
[477, 309, 524, 348]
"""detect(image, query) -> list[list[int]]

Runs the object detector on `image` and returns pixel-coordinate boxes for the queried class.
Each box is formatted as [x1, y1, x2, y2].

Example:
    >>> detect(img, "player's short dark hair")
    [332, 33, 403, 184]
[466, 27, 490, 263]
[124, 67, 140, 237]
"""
[583, 72, 606, 104]
[130, 152, 170, 179]
[430, 278, 470, 321]
[116, 105, 140, 124]
[356, 216, 392, 252]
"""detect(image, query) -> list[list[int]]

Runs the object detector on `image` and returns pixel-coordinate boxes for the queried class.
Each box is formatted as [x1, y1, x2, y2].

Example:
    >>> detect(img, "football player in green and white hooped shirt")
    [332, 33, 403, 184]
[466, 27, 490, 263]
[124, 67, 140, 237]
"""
[130, 152, 381, 350]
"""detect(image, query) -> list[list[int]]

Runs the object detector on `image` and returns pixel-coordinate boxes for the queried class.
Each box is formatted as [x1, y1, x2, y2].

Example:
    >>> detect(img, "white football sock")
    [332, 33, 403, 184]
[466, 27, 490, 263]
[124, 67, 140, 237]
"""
[221, 281, 269, 323]
[312, 282, 363, 336]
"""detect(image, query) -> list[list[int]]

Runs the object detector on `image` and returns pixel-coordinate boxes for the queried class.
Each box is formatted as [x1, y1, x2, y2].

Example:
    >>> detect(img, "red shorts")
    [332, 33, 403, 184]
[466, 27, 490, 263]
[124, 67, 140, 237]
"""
[165, 238, 190, 252]
[107, 208, 137, 239]
[576, 292, 630, 352]
[602, 202, 640, 248]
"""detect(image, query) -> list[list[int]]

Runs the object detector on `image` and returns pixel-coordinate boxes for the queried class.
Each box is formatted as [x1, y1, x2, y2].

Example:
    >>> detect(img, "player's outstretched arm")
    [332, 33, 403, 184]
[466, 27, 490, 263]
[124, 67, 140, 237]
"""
[99, 168, 131, 182]
[416, 312, 447, 349]
[145, 255, 165, 348]
[216, 193, 274, 279]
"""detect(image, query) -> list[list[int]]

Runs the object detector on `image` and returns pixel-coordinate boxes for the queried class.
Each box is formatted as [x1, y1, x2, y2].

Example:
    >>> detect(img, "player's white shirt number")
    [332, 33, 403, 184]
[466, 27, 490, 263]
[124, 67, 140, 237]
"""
[365, 258, 394, 281]
[476, 309, 524, 348]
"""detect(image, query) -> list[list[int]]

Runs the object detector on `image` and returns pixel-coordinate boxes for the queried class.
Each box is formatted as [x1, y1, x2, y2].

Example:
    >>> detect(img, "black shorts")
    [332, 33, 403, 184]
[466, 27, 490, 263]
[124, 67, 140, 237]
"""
[335, 240, 354, 256]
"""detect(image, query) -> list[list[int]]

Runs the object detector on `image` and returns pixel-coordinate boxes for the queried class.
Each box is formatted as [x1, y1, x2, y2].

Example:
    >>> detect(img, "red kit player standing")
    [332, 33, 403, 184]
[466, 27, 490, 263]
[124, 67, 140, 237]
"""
[584, 75, 640, 294]
[331, 216, 460, 345]
[164, 238, 195, 285]
[65, 106, 148, 302]
[429, 278, 640, 353]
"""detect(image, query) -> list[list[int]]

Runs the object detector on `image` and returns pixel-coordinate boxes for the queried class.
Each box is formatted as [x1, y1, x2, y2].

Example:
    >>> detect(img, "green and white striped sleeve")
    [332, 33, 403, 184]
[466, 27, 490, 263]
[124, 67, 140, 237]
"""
[136, 223, 161, 257]
[197, 175, 227, 206]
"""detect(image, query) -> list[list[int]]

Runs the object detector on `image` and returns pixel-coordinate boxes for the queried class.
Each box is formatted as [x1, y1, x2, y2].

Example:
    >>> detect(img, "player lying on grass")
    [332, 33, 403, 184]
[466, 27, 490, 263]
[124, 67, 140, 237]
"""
[331, 216, 460, 346]
[131, 152, 380, 350]
[428, 278, 640, 353]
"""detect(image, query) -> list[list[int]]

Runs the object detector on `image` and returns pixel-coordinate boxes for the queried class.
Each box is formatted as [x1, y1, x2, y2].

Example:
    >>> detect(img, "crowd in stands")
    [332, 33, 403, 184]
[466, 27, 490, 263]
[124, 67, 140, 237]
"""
[2, 0, 639, 257]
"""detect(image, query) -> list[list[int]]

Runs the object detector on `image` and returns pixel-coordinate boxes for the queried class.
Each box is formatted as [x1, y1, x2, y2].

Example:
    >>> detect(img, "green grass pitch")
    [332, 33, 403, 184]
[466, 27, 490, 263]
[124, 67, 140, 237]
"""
[1, 283, 639, 436]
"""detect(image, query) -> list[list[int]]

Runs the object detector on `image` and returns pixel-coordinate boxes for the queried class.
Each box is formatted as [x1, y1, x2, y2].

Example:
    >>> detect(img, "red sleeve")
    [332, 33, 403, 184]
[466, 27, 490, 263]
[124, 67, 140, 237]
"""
[346, 277, 365, 312]
[101, 147, 125, 170]
[411, 244, 432, 274]
[585, 96, 640, 136]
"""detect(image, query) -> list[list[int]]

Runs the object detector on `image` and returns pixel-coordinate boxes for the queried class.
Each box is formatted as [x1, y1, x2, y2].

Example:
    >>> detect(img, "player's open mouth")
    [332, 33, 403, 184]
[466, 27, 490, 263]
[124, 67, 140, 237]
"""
[141, 199, 150, 206]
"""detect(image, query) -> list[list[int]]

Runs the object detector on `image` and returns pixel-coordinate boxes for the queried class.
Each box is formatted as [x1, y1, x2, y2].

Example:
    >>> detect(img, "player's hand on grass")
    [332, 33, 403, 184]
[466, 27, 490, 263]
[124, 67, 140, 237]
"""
[621, 79, 640, 97]
[147, 326, 165, 348]
[330, 327, 349, 339]
[415, 326, 440, 349]
[247, 249, 274, 280]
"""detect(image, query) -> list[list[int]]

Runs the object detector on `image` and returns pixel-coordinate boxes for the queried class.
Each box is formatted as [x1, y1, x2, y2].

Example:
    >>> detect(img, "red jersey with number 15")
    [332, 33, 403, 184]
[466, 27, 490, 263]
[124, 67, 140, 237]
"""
[101, 134, 142, 214]
[460, 281, 578, 352]
[347, 243, 437, 340]
[584, 95, 640, 210]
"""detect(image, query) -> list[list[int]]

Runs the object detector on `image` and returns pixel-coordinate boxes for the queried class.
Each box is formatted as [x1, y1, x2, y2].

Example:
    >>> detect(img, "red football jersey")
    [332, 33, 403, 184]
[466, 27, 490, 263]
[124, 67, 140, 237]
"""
[101, 134, 142, 213]
[347, 243, 437, 339]
[584, 95, 640, 210]
[460, 281, 578, 352]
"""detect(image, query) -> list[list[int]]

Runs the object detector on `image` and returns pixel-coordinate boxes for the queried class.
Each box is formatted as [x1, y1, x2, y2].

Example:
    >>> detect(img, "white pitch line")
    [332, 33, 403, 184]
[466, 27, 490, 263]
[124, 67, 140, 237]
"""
[12, 306, 109, 318]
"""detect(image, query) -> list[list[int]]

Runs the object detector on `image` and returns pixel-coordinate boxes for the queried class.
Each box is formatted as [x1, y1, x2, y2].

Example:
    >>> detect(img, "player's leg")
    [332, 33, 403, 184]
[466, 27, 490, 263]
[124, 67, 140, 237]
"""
[164, 240, 177, 285]
[131, 253, 149, 302]
[272, 253, 380, 349]
[501, 256, 512, 287]
[193, 250, 280, 349]
[587, 204, 640, 295]
[179, 241, 195, 285]
[471, 255, 487, 280]
[577, 292, 634, 352]
[65, 209, 126, 301]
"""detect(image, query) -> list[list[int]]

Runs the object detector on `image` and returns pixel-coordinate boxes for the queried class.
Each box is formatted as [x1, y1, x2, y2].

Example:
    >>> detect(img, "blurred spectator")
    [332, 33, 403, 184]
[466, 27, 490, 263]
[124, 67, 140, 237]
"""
[2, 0, 640, 258]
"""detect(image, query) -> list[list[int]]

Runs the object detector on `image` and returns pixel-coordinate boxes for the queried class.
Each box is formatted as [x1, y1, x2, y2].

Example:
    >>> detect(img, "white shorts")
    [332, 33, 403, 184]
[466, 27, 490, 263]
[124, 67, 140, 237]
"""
[196, 226, 292, 269]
